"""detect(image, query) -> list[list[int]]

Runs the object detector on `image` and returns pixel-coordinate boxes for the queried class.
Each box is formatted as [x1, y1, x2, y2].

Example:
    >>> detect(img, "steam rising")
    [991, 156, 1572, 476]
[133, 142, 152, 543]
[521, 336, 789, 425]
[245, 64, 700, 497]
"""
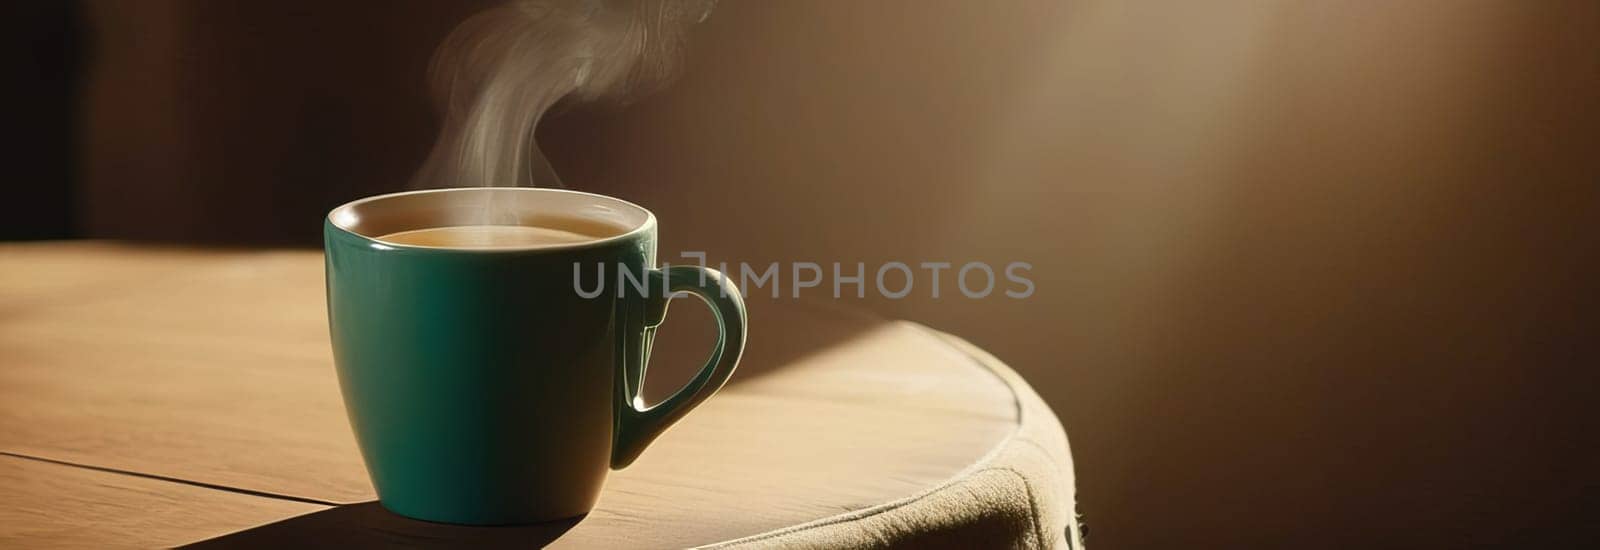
[413, 0, 716, 189]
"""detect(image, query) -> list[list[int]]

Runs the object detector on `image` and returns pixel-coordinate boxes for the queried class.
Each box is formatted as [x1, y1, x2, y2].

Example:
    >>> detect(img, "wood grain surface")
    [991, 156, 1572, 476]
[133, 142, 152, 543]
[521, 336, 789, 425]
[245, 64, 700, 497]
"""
[0, 455, 324, 549]
[0, 242, 1019, 548]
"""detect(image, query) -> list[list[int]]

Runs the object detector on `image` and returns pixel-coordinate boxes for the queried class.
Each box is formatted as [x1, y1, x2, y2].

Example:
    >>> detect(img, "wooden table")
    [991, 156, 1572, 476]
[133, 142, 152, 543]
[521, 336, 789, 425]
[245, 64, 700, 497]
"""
[0, 242, 1077, 548]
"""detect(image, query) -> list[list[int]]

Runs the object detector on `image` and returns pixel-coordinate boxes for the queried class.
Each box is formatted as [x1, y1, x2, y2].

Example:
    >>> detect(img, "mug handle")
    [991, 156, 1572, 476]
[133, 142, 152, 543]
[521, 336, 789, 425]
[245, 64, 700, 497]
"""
[611, 266, 747, 468]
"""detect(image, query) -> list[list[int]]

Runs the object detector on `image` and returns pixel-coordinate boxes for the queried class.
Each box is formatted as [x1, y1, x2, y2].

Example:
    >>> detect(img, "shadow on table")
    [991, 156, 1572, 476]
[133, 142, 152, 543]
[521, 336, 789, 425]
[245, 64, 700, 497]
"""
[180, 501, 581, 549]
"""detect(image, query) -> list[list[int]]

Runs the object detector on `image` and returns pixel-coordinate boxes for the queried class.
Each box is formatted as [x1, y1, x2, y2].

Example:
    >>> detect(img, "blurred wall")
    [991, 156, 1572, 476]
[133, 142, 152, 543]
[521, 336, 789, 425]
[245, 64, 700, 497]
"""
[545, 1, 1600, 547]
[78, 0, 489, 244]
[74, 0, 1599, 547]
[1, 2, 82, 239]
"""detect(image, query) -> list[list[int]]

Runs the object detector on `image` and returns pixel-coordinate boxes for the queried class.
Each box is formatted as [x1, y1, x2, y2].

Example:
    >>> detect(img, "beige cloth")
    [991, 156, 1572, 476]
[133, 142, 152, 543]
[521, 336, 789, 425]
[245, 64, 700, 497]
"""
[709, 330, 1083, 549]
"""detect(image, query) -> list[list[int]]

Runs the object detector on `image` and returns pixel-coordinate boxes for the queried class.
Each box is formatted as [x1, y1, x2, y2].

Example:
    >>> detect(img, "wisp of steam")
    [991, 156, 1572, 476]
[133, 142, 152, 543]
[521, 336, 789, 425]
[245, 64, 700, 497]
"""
[413, 0, 717, 190]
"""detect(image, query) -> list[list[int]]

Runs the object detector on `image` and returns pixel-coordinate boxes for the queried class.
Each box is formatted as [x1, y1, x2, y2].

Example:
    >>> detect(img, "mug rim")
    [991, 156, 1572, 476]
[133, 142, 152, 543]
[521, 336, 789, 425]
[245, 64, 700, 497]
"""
[326, 187, 657, 254]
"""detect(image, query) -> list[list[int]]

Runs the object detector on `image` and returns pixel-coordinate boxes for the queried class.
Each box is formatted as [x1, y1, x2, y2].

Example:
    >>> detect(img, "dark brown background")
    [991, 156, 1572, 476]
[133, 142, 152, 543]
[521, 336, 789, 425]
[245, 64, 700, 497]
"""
[7, 1, 1598, 547]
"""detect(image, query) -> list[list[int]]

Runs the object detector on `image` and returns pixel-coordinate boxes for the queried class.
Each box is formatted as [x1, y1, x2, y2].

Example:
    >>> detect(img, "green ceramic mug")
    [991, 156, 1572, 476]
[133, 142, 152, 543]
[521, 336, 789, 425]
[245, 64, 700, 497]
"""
[324, 188, 746, 525]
